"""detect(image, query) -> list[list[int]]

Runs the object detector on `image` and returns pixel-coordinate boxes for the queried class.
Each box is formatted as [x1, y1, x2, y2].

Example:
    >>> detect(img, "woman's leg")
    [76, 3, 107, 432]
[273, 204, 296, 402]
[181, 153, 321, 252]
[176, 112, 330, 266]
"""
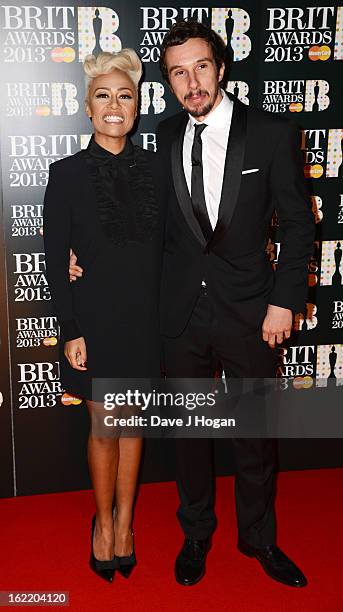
[87, 399, 118, 561]
[114, 437, 143, 556]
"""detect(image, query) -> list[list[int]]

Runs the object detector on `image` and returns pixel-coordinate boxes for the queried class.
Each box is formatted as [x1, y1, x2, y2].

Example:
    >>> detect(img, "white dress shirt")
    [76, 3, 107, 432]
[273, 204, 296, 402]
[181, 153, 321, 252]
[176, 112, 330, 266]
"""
[183, 89, 233, 230]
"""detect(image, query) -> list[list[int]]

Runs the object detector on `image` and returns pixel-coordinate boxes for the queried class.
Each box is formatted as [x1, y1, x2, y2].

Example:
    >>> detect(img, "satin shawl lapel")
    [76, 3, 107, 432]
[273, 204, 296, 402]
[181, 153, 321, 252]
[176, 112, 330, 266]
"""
[207, 97, 247, 250]
[171, 115, 206, 247]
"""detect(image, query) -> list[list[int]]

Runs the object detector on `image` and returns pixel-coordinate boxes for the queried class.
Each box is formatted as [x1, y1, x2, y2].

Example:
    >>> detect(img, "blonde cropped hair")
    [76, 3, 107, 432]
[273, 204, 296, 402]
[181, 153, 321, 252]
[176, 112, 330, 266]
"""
[84, 49, 142, 101]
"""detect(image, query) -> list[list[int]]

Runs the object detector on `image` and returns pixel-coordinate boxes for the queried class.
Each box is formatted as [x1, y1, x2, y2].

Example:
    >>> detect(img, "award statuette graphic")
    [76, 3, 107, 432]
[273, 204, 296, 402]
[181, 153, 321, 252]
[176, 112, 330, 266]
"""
[313, 81, 320, 112]
[148, 83, 154, 114]
[60, 84, 67, 115]
[92, 8, 102, 55]
[332, 242, 342, 286]
[338, 139, 343, 180]
[320, 241, 343, 286]
[328, 346, 337, 379]
[316, 345, 343, 387]
[223, 8, 235, 84]
[225, 9, 235, 63]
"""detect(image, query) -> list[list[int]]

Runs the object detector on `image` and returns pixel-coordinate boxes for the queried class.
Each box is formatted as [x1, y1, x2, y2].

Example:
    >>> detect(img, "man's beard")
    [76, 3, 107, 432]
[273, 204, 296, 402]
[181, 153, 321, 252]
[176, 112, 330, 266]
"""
[184, 85, 219, 118]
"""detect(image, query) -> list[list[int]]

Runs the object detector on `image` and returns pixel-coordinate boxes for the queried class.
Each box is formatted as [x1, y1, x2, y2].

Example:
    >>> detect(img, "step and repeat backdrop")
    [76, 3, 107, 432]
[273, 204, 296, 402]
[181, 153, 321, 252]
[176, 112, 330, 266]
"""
[0, 1, 342, 497]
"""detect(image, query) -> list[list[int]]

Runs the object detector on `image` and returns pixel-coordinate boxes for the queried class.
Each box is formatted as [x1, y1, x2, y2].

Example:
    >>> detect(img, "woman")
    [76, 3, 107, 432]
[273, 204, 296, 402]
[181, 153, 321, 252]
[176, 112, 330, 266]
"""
[43, 49, 164, 583]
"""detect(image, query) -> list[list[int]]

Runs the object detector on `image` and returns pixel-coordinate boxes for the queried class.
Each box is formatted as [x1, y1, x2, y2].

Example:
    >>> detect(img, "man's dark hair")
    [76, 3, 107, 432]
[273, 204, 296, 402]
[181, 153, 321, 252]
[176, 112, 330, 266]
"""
[159, 20, 228, 85]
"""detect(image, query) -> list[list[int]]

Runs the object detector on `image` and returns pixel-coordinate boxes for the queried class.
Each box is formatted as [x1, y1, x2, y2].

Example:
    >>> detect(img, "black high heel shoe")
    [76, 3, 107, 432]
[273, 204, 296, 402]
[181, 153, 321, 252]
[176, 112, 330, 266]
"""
[89, 514, 116, 583]
[115, 531, 137, 578]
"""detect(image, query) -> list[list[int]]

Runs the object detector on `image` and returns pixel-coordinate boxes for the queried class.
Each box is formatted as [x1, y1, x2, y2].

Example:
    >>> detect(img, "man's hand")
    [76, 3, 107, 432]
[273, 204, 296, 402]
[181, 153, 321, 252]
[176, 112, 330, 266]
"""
[262, 304, 293, 348]
[69, 248, 83, 282]
[64, 336, 87, 370]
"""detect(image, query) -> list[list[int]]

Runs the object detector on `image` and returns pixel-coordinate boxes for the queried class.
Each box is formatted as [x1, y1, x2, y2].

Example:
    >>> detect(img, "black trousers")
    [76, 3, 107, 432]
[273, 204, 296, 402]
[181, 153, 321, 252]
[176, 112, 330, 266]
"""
[162, 287, 278, 548]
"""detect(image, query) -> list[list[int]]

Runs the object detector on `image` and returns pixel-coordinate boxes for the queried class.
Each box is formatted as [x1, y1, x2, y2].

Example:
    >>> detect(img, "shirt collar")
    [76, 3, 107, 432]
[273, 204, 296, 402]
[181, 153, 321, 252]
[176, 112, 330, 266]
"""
[187, 89, 233, 132]
[86, 133, 134, 165]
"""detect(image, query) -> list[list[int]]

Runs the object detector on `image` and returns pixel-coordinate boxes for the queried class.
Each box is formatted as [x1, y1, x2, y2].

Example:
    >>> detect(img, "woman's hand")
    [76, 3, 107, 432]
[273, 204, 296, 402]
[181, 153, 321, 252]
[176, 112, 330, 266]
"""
[64, 337, 87, 370]
[69, 249, 84, 282]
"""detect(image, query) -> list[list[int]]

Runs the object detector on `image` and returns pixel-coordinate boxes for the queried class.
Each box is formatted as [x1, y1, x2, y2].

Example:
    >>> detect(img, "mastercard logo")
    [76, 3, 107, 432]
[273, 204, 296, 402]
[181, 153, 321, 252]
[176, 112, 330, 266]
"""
[304, 164, 323, 179]
[308, 45, 331, 61]
[293, 376, 313, 390]
[36, 105, 50, 117]
[289, 102, 303, 113]
[61, 393, 82, 406]
[51, 47, 75, 63]
[308, 273, 318, 287]
[43, 337, 58, 347]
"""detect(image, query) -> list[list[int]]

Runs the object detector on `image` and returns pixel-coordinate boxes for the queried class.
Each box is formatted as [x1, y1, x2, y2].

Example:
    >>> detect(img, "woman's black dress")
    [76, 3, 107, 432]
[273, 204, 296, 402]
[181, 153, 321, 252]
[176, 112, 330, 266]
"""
[43, 135, 165, 400]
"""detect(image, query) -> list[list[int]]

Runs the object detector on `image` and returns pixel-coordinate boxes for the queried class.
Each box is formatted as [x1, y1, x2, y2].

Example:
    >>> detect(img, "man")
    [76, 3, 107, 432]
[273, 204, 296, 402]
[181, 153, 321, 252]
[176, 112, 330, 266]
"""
[155, 21, 314, 588]
[69, 20, 314, 587]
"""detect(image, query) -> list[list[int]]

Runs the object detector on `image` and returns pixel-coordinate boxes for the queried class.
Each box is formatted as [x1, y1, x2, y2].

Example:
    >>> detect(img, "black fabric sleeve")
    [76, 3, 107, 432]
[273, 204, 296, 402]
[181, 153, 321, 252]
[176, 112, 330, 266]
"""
[268, 120, 315, 314]
[43, 161, 82, 341]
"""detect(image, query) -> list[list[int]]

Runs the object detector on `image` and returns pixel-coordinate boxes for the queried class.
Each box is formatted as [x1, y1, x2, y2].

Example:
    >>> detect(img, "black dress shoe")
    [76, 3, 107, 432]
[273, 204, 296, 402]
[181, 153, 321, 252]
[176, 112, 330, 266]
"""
[238, 540, 307, 587]
[115, 531, 136, 579]
[89, 514, 116, 583]
[175, 538, 211, 586]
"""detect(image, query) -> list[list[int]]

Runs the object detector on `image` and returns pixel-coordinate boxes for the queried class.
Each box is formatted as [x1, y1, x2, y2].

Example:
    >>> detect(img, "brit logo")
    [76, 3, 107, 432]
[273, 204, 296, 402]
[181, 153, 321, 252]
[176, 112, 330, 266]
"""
[264, 6, 343, 63]
[139, 7, 252, 63]
[10, 204, 43, 238]
[294, 303, 318, 331]
[17, 361, 63, 408]
[301, 129, 343, 179]
[5, 82, 79, 118]
[13, 252, 50, 303]
[262, 80, 330, 113]
[226, 81, 249, 105]
[211, 7, 251, 62]
[16, 317, 58, 349]
[0, 6, 122, 64]
[140, 82, 166, 115]
[7, 133, 91, 188]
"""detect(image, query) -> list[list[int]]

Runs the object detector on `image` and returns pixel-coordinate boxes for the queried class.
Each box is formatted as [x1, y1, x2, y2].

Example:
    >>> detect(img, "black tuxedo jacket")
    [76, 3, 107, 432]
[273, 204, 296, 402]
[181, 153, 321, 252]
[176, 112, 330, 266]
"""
[156, 93, 315, 338]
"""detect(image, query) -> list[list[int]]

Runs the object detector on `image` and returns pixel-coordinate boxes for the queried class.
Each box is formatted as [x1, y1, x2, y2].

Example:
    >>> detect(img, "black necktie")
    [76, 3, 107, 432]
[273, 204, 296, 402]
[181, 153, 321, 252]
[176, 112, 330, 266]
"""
[191, 123, 213, 243]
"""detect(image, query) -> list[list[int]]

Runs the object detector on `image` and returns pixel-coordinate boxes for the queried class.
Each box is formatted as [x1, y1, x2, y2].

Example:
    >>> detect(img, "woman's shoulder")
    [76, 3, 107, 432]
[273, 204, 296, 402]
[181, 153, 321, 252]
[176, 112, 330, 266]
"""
[48, 149, 85, 177]
[133, 144, 161, 174]
[133, 144, 164, 173]
[133, 144, 155, 160]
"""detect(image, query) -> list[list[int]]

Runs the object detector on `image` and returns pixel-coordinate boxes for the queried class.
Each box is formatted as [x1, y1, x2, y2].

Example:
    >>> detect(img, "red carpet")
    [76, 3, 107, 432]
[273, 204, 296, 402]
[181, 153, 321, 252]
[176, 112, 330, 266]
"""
[1, 469, 342, 611]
